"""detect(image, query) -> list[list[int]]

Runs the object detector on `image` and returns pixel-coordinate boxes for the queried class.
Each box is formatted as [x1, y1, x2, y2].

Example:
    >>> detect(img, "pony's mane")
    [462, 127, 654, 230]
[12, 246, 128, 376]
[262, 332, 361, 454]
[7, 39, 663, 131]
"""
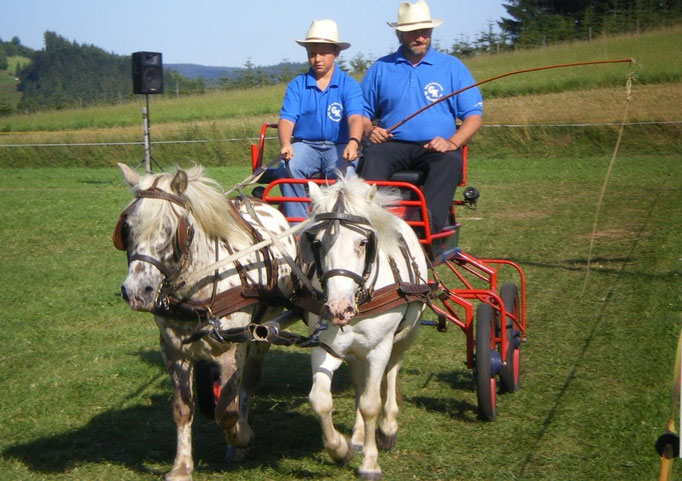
[132, 166, 251, 247]
[309, 173, 404, 257]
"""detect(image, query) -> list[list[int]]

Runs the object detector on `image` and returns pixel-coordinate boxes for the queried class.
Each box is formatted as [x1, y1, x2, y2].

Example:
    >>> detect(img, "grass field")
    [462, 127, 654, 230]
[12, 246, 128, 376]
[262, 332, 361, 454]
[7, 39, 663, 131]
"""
[0, 151, 680, 480]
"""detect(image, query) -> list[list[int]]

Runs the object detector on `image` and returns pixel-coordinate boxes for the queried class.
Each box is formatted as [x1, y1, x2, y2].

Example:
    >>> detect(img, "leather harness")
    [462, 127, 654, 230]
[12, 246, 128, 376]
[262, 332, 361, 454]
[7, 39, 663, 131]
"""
[292, 192, 431, 320]
[115, 187, 289, 326]
[115, 185, 431, 347]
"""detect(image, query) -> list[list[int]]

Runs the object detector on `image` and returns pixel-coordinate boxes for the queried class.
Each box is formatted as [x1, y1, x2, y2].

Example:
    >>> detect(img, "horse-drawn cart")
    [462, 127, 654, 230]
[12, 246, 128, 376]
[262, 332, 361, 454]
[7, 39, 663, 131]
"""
[113, 123, 529, 480]
[250, 122, 527, 422]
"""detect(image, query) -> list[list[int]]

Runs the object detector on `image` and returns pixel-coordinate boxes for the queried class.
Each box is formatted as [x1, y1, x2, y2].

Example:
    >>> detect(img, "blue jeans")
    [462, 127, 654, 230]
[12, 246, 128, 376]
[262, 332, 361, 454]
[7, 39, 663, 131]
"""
[279, 140, 355, 220]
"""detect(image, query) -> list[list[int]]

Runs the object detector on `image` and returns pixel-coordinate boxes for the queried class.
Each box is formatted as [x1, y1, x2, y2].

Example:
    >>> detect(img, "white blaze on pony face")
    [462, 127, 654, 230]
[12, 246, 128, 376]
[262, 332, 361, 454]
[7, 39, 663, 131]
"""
[317, 226, 371, 326]
[308, 181, 377, 327]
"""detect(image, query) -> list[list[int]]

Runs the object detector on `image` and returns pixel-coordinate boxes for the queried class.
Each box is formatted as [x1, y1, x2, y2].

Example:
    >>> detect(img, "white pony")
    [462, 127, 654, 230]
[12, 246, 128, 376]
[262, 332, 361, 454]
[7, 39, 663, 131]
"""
[303, 174, 429, 480]
[115, 163, 296, 481]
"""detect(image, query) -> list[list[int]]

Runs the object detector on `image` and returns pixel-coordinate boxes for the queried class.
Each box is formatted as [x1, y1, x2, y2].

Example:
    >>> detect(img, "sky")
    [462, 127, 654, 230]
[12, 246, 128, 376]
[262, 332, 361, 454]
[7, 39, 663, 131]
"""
[1, 0, 509, 68]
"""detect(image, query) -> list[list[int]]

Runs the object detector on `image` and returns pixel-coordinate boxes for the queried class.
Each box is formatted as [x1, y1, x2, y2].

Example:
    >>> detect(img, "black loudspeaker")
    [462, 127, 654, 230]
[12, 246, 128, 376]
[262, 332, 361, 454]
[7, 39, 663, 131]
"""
[132, 51, 163, 94]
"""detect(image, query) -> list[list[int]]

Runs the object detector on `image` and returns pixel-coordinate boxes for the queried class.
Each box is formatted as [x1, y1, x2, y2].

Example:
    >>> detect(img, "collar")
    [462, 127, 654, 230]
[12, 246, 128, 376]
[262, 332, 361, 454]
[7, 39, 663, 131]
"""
[304, 63, 340, 89]
[396, 46, 435, 66]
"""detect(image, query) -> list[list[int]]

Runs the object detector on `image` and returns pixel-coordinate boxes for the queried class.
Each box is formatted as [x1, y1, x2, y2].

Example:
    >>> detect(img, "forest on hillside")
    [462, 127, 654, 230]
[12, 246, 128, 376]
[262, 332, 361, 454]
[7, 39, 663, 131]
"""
[1, 0, 681, 114]
[497, 0, 682, 48]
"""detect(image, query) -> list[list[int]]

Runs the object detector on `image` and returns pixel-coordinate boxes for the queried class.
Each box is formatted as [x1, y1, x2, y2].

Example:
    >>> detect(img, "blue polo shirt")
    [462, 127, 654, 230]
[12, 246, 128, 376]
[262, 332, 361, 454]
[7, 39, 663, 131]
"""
[280, 64, 364, 143]
[361, 47, 483, 142]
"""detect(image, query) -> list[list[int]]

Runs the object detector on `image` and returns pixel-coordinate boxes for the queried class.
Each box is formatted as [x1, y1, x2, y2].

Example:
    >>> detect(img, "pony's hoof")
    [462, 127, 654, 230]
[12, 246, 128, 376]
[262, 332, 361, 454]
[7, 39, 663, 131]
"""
[376, 430, 397, 451]
[225, 444, 249, 463]
[165, 468, 192, 481]
[332, 436, 355, 465]
[357, 469, 382, 480]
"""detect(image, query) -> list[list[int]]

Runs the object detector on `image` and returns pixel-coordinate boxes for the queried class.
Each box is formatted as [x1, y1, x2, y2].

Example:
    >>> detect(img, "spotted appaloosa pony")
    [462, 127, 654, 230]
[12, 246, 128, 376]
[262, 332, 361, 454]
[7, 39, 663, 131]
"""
[303, 174, 428, 480]
[115, 163, 296, 481]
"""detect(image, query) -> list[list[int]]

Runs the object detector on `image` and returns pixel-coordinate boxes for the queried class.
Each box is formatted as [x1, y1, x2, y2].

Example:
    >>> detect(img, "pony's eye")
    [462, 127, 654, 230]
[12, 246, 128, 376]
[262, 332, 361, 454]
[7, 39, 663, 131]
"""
[359, 239, 368, 248]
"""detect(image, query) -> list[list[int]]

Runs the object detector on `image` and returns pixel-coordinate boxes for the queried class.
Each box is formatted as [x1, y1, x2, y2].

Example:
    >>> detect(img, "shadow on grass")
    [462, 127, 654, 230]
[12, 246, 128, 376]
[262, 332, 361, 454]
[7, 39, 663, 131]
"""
[1, 349, 324, 477]
[406, 368, 479, 422]
[515, 256, 681, 281]
[408, 394, 478, 423]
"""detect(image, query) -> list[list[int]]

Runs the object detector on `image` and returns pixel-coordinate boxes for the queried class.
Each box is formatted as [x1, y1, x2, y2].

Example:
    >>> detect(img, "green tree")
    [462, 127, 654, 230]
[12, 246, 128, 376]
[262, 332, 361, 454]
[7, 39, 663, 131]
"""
[336, 56, 350, 73]
[235, 57, 258, 88]
[350, 53, 369, 76]
[499, 0, 682, 47]
[450, 35, 476, 57]
[0, 45, 7, 70]
[278, 58, 295, 83]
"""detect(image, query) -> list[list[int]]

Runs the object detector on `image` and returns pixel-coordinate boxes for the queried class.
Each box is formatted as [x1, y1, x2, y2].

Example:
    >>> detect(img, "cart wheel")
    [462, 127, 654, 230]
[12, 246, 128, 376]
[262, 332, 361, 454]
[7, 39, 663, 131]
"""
[195, 361, 221, 419]
[499, 283, 521, 393]
[475, 303, 498, 421]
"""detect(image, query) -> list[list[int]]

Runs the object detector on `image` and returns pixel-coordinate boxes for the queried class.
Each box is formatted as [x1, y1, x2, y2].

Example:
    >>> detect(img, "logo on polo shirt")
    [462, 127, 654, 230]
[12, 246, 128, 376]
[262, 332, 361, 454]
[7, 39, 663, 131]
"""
[424, 82, 444, 102]
[327, 102, 343, 122]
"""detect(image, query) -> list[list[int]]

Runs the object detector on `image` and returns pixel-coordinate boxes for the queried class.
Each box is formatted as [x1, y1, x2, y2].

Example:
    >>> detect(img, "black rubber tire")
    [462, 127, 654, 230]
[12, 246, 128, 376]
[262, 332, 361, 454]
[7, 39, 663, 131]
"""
[195, 360, 220, 419]
[475, 302, 497, 421]
[499, 283, 521, 393]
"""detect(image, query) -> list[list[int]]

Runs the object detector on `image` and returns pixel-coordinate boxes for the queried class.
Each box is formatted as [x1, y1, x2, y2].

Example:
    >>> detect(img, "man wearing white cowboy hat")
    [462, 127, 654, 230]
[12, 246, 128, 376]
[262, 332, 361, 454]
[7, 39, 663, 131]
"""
[277, 19, 364, 221]
[359, 0, 483, 235]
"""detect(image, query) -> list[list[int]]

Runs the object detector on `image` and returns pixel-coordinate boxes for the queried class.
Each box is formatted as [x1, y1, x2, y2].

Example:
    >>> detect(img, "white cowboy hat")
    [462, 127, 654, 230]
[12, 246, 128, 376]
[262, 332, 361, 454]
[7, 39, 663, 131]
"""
[387, 0, 443, 32]
[296, 19, 350, 50]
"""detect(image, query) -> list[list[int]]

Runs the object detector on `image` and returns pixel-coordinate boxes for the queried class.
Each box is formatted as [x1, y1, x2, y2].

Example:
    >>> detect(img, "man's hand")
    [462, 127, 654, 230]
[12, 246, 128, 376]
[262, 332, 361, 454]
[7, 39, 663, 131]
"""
[280, 144, 293, 161]
[423, 136, 458, 152]
[277, 118, 295, 161]
[342, 142, 358, 161]
[367, 126, 393, 144]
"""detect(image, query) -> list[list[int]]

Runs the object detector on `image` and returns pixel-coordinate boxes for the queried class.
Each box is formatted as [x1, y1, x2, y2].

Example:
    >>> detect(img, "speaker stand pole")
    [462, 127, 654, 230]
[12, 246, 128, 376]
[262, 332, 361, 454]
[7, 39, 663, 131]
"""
[142, 102, 151, 173]
[140, 94, 162, 173]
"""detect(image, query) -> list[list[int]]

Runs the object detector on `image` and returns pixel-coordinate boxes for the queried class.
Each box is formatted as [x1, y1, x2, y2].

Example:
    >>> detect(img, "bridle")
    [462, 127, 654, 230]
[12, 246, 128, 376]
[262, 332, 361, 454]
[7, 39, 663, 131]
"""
[113, 183, 194, 281]
[300, 192, 379, 306]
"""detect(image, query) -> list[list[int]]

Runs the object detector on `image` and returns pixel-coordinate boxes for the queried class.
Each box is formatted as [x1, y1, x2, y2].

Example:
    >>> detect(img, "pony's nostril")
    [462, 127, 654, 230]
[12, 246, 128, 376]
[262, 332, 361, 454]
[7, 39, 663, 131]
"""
[144, 285, 155, 294]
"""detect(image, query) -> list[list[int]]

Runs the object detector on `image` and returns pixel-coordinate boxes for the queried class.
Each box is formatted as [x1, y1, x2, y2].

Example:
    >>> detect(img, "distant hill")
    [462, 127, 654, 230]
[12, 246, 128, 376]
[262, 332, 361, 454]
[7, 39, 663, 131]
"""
[6, 30, 309, 113]
[166, 63, 240, 80]
[16, 32, 137, 112]
[167, 61, 308, 84]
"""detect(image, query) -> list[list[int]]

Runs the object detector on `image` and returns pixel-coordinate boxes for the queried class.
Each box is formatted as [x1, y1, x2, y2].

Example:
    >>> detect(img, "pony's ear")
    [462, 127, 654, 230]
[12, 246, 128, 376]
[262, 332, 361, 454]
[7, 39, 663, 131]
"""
[367, 183, 377, 202]
[308, 181, 322, 206]
[118, 162, 140, 187]
[171, 169, 189, 195]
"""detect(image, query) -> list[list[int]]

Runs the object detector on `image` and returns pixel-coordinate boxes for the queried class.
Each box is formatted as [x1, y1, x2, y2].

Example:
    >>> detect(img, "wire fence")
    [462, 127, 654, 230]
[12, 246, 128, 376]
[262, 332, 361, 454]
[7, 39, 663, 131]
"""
[0, 121, 679, 148]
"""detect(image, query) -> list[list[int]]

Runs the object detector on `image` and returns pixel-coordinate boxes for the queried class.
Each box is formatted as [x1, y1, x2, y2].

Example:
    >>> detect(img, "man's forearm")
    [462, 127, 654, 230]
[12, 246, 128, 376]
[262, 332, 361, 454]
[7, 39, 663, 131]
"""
[449, 115, 482, 149]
